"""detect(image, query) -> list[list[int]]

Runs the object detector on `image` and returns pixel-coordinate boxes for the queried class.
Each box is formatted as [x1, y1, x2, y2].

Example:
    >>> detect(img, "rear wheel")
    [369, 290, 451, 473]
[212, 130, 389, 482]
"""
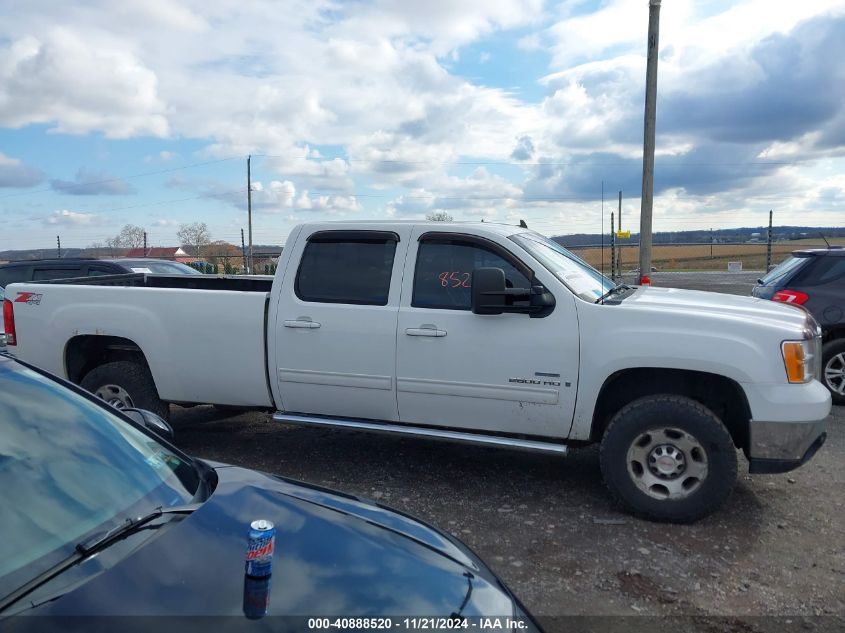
[600, 395, 737, 523]
[822, 339, 845, 406]
[80, 360, 170, 421]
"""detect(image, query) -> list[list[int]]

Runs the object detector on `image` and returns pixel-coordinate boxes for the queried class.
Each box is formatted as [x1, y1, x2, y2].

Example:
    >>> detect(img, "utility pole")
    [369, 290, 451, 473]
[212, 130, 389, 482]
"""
[247, 155, 253, 274]
[617, 190, 623, 279]
[143, 232, 147, 257]
[638, 0, 661, 282]
[601, 181, 605, 277]
[766, 210, 773, 272]
[611, 211, 617, 282]
[241, 228, 247, 273]
[56, 236, 61, 258]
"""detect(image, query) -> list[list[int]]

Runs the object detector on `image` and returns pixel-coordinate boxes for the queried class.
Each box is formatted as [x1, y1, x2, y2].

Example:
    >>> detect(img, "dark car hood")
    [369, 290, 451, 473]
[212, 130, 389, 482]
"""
[21, 465, 519, 618]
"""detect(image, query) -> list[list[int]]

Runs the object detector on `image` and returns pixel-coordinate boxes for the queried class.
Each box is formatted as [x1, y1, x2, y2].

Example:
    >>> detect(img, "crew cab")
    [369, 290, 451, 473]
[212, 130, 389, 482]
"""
[3, 222, 831, 523]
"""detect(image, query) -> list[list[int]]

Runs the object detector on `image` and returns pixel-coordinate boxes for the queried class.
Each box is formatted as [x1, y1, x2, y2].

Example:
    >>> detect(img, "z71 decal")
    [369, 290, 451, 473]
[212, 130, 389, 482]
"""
[15, 292, 43, 305]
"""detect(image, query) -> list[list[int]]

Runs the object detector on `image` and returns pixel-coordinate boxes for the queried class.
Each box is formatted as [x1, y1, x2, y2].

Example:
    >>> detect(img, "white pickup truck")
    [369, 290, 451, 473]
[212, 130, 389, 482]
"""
[3, 221, 831, 522]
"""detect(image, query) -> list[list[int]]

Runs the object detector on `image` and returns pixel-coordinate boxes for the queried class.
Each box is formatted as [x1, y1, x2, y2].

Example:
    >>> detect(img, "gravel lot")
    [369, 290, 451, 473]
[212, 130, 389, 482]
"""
[169, 272, 843, 628]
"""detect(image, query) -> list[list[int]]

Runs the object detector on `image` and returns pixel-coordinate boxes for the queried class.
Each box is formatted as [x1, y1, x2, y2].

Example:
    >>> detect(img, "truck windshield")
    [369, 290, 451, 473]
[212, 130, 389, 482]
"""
[511, 233, 614, 302]
[0, 358, 200, 597]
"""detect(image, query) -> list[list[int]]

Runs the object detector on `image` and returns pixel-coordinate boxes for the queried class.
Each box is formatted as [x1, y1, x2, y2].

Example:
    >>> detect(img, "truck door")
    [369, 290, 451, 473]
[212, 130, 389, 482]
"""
[272, 227, 410, 421]
[396, 228, 579, 438]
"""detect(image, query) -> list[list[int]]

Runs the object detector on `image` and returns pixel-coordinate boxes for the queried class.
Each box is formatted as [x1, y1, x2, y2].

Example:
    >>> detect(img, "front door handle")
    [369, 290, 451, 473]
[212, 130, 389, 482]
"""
[405, 326, 446, 337]
[284, 319, 321, 329]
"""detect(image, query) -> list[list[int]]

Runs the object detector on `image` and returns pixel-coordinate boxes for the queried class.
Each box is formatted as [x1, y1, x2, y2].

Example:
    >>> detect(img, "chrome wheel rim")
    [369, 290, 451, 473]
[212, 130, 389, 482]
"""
[824, 352, 845, 396]
[626, 427, 709, 500]
[94, 384, 135, 410]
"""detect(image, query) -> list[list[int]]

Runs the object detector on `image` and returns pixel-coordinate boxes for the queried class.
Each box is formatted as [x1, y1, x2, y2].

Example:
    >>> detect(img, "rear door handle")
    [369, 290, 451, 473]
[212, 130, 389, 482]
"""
[284, 319, 321, 329]
[405, 327, 446, 337]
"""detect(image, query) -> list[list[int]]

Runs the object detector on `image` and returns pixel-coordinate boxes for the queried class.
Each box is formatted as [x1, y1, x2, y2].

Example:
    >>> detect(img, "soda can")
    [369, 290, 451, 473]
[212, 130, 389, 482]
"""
[243, 575, 272, 619]
[245, 519, 275, 577]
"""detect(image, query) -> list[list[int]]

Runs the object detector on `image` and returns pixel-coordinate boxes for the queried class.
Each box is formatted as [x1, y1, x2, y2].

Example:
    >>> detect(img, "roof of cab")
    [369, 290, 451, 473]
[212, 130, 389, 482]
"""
[298, 220, 531, 238]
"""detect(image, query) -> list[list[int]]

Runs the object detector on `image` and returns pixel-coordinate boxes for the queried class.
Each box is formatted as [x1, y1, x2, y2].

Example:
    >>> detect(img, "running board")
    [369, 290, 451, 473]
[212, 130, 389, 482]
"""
[272, 413, 568, 455]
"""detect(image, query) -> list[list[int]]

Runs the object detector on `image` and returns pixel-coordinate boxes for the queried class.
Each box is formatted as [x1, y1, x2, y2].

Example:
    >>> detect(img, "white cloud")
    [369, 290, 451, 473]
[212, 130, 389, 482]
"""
[387, 168, 521, 218]
[152, 218, 180, 227]
[145, 150, 178, 163]
[1, 0, 844, 247]
[250, 180, 297, 211]
[45, 210, 98, 226]
[0, 29, 168, 138]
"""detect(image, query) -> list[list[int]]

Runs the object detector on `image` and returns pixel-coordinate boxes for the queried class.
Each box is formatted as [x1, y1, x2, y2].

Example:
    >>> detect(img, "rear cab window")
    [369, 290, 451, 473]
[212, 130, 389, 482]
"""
[295, 231, 399, 305]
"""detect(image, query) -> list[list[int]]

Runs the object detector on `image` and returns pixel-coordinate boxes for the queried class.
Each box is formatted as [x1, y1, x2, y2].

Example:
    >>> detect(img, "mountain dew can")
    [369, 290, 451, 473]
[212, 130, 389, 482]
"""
[245, 519, 275, 577]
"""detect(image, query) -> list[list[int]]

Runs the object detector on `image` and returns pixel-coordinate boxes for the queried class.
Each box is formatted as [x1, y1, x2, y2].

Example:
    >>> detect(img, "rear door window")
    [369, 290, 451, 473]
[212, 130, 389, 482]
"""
[295, 233, 398, 305]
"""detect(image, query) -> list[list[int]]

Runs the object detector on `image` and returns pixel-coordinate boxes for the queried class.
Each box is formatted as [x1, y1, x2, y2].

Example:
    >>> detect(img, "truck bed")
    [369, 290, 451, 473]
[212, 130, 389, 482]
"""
[8, 274, 275, 408]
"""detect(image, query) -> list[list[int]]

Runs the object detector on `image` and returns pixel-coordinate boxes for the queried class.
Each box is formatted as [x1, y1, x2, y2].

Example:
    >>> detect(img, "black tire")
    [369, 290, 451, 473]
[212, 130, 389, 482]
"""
[599, 394, 737, 523]
[80, 360, 170, 421]
[822, 339, 845, 406]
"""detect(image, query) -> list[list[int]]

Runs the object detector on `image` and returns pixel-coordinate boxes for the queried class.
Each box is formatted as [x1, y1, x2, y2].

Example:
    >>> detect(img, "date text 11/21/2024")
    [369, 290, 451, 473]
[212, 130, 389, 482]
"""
[306, 617, 532, 630]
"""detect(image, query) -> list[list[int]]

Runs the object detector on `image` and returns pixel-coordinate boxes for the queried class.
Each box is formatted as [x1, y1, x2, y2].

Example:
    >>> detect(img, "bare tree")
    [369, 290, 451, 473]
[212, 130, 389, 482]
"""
[426, 211, 453, 222]
[88, 241, 104, 257]
[116, 224, 145, 249]
[204, 240, 240, 265]
[105, 236, 123, 257]
[177, 222, 212, 257]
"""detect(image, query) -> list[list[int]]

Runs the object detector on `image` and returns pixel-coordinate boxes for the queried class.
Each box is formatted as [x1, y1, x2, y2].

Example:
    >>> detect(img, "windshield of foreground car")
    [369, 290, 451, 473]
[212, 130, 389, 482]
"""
[511, 232, 615, 302]
[0, 360, 199, 596]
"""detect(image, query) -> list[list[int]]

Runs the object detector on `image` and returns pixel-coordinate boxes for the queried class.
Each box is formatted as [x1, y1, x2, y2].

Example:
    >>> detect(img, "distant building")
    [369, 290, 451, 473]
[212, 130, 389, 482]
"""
[251, 247, 284, 272]
[124, 247, 197, 263]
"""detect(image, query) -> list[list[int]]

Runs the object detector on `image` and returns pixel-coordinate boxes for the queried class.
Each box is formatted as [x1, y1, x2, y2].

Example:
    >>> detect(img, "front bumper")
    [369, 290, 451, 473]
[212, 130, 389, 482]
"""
[747, 418, 827, 474]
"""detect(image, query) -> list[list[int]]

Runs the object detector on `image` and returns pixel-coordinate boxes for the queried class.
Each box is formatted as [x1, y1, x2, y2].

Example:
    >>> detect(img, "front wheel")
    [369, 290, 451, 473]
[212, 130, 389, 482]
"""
[822, 339, 845, 406]
[80, 360, 170, 421]
[599, 395, 737, 523]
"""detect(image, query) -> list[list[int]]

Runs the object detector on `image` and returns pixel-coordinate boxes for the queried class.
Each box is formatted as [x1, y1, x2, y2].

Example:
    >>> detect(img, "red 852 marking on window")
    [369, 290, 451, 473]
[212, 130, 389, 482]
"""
[439, 272, 471, 288]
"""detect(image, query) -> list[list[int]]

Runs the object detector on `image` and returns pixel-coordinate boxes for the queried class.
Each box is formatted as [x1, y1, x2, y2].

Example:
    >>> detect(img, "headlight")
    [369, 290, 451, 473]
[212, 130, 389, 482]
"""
[782, 337, 821, 384]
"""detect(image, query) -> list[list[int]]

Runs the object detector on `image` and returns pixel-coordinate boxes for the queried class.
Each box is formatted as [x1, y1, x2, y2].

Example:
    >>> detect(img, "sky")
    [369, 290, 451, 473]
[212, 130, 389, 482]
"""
[1, 0, 844, 251]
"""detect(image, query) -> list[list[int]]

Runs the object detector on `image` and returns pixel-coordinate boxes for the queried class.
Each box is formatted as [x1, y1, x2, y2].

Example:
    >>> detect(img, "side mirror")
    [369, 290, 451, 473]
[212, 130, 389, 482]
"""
[123, 408, 175, 442]
[471, 267, 556, 317]
[471, 267, 507, 315]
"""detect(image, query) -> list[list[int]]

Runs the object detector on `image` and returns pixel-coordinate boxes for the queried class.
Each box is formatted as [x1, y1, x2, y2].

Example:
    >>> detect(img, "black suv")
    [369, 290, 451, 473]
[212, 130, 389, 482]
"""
[752, 247, 845, 404]
[0, 257, 201, 288]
